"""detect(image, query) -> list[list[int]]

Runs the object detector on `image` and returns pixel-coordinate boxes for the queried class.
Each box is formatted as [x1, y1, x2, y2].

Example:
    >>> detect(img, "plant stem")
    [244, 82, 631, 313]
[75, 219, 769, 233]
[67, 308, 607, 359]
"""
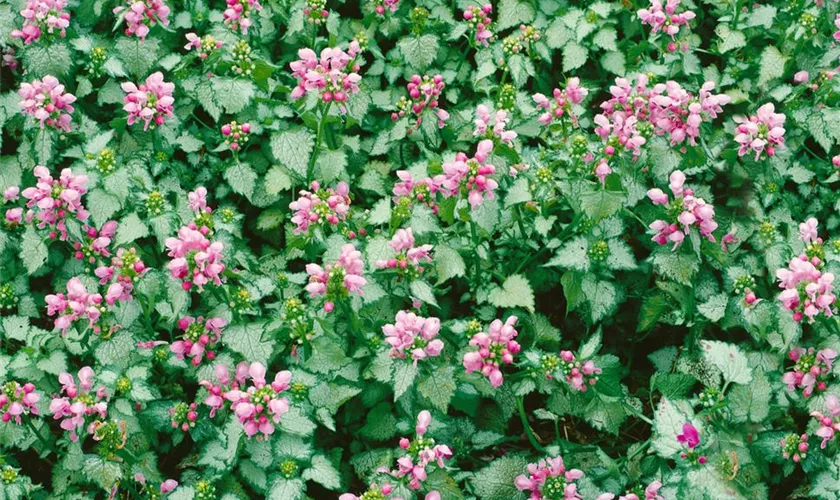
[469, 220, 482, 286]
[25, 418, 54, 455]
[307, 101, 333, 184]
[517, 396, 546, 452]
[622, 401, 654, 426]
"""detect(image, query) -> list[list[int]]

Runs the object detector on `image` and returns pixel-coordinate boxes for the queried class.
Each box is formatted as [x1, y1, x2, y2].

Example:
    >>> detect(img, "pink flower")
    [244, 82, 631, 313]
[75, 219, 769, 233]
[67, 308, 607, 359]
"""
[113, 0, 170, 40]
[221, 120, 251, 151]
[0, 381, 40, 424]
[799, 217, 820, 245]
[733, 103, 786, 160]
[811, 395, 840, 448]
[393, 74, 449, 132]
[384, 411, 453, 490]
[638, 0, 696, 39]
[122, 72, 175, 130]
[340, 483, 394, 500]
[676, 423, 700, 448]
[289, 181, 351, 234]
[221, 362, 291, 439]
[10, 0, 70, 44]
[382, 311, 444, 362]
[782, 347, 836, 397]
[49, 367, 108, 441]
[306, 243, 367, 305]
[184, 33, 223, 58]
[794, 71, 810, 84]
[514, 455, 584, 499]
[45, 277, 105, 334]
[432, 140, 498, 208]
[533, 78, 588, 127]
[463, 5, 494, 47]
[463, 316, 520, 387]
[171, 316, 227, 366]
[289, 45, 363, 113]
[474, 104, 517, 144]
[224, 0, 261, 34]
[554, 350, 601, 392]
[18, 75, 76, 132]
[648, 170, 717, 249]
[376, 228, 434, 275]
[776, 254, 835, 322]
[780, 433, 809, 463]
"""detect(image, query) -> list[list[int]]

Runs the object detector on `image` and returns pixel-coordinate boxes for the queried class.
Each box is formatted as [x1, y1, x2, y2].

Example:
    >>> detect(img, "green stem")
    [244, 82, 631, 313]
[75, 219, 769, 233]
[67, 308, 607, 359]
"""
[307, 101, 333, 184]
[513, 205, 528, 239]
[622, 401, 654, 426]
[25, 418, 54, 455]
[469, 220, 482, 286]
[517, 396, 546, 452]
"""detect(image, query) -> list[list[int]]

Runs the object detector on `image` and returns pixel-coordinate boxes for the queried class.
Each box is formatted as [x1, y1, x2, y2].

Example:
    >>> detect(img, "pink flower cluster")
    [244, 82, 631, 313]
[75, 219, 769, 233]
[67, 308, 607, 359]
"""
[49, 367, 108, 442]
[776, 255, 835, 322]
[647, 170, 718, 249]
[463, 5, 493, 47]
[637, 0, 695, 40]
[201, 362, 291, 439]
[73, 221, 118, 263]
[224, 0, 261, 34]
[93, 247, 148, 304]
[341, 485, 440, 500]
[221, 121, 251, 151]
[289, 181, 351, 235]
[676, 423, 706, 463]
[289, 45, 363, 111]
[514, 455, 584, 500]
[780, 433, 809, 463]
[391, 170, 440, 213]
[135, 474, 178, 497]
[122, 72, 175, 130]
[0, 381, 40, 424]
[184, 33, 223, 58]
[19, 166, 89, 239]
[783, 347, 837, 397]
[392, 74, 449, 131]
[389, 411, 453, 490]
[305, 243, 366, 310]
[463, 316, 521, 388]
[812, 395, 840, 448]
[114, 0, 170, 40]
[733, 103, 786, 160]
[558, 350, 601, 392]
[10, 0, 70, 44]
[18, 76, 76, 132]
[382, 310, 444, 362]
[165, 189, 226, 291]
[434, 140, 498, 208]
[376, 228, 433, 273]
[597, 481, 664, 500]
[45, 277, 106, 334]
[171, 316, 227, 366]
[373, 0, 398, 15]
[474, 104, 517, 144]
[532, 79, 588, 126]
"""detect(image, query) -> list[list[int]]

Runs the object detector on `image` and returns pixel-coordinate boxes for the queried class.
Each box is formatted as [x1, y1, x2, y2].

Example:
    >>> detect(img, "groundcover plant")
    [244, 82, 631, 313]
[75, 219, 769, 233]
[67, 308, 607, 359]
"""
[3, 0, 840, 498]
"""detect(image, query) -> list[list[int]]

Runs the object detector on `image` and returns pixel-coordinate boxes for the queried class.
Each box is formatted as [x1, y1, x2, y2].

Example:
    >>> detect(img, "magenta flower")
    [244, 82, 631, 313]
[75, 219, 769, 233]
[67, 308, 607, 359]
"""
[165, 224, 226, 291]
[10, 0, 70, 44]
[72, 220, 118, 264]
[474, 104, 517, 144]
[463, 5, 494, 47]
[638, 0, 696, 40]
[811, 395, 840, 448]
[392, 74, 449, 132]
[93, 247, 148, 303]
[49, 367, 108, 442]
[733, 103, 786, 160]
[782, 347, 837, 397]
[289, 45, 363, 112]
[676, 423, 700, 448]
[0, 381, 40, 424]
[221, 121, 251, 151]
[597, 480, 664, 500]
[113, 0, 170, 40]
[557, 350, 602, 392]
[376, 228, 434, 276]
[385, 411, 453, 490]
[199, 364, 236, 418]
[171, 316, 227, 366]
[382, 310, 444, 362]
[18, 75, 76, 132]
[776, 254, 835, 322]
[122, 72, 175, 130]
[222, 362, 291, 439]
[184, 33, 223, 59]
[799, 217, 820, 245]
[305, 243, 367, 308]
[20, 166, 89, 240]
[45, 277, 104, 334]
[514, 455, 584, 500]
[647, 170, 718, 249]
[289, 181, 351, 234]
[372, 0, 399, 15]
[780, 433, 809, 463]
[135, 474, 179, 497]
[463, 316, 521, 388]
[533, 78, 588, 127]
[224, 0, 261, 34]
[431, 139, 498, 208]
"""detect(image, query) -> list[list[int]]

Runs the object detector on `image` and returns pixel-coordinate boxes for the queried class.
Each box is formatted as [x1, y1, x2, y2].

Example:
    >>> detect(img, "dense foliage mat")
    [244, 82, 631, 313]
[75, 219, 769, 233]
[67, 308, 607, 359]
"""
[1, 0, 840, 498]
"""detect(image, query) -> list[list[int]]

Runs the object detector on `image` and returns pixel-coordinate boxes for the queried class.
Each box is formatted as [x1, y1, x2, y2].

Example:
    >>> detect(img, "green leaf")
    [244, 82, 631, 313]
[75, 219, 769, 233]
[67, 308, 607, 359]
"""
[562, 42, 587, 72]
[728, 369, 770, 423]
[593, 28, 618, 51]
[652, 251, 698, 285]
[393, 362, 417, 400]
[87, 189, 122, 227]
[652, 398, 697, 458]
[580, 188, 623, 220]
[84, 456, 123, 490]
[582, 276, 618, 323]
[638, 294, 668, 332]
[418, 365, 456, 412]
[279, 406, 317, 436]
[410, 280, 438, 307]
[697, 293, 728, 323]
[545, 18, 572, 49]
[225, 162, 257, 199]
[115, 38, 159, 78]
[408, 204, 441, 235]
[213, 78, 256, 114]
[34, 129, 54, 165]
[265, 166, 293, 195]
[700, 340, 752, 385]
[758, 45, 788, 89]
[114, 213, 149, 246]
[301, 455, 341, 490]
[19, 227, 48, 274]
[268, 477, 305, 500]
[435, 245, 466, 284]
[715, 25, 746, 54]
[600, 51, 626, 75]
[488, 274, 535, 313]
[398, 35, 439, 70]
[471, 455, 529, 500]
[24, 43, 73, 77]
[545, 237, 589, 270]
[271, 129, 314, 180]
[226, 323, 274, 365]
[497, 0, 535, 30]
[94, 331, 135, 368]
[317, 149, 347, 183]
